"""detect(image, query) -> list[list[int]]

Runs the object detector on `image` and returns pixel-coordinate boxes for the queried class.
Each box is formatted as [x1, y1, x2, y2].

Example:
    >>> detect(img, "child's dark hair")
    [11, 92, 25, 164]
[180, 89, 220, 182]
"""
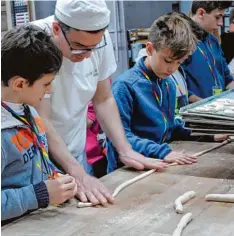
[168, 12, 204, 41]
[1, 24, 63, 86]
[191, 1, 233, 15]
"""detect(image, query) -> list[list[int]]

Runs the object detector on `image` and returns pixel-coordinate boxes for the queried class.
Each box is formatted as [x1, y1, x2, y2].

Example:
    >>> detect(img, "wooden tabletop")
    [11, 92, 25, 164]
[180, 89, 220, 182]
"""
[169, 141, 234, 179]
[2, 141, 234, 236]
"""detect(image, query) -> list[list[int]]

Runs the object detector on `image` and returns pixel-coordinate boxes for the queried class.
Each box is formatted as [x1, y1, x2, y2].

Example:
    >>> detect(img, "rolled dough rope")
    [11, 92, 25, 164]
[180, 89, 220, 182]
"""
[172, 212, 192, 236]
[193, 139, 231, 157]
[78, 139, 232, 208]
[205, 194, 234, 203]
[174, 191, 196, 214]
[77, 163, 177, 208]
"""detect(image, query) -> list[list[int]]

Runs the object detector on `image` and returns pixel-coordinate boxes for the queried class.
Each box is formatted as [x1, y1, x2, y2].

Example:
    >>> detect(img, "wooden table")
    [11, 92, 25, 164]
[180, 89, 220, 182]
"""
[169, 141, 234, 179]
[2, 141, 234, 236]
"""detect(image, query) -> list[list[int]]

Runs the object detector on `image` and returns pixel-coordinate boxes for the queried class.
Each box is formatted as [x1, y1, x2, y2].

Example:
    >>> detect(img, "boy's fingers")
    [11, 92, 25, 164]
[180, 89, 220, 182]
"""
[59, 175, 75, 184]
[63, 181, 77, 191]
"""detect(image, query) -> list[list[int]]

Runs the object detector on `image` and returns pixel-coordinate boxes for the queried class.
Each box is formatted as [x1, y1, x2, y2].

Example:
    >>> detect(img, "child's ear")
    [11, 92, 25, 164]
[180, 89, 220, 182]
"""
[11, 76, 28, 92]
[196, 8, 206, 20]
[146, 42, 154, 56]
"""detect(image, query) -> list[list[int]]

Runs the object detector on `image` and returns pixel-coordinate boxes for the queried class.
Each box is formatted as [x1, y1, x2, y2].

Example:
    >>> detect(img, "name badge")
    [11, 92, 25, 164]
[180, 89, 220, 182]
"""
[212, 86, 222, 96]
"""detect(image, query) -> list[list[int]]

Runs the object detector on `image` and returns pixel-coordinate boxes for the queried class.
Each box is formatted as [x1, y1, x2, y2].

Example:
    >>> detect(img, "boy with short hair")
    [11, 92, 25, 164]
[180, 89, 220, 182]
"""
[1, 25, 77, 223]
[107, 13, 200, 173]
[183, 1, 234, 102]
[221, 8, 234, 76]
[135, 12, 204, 114]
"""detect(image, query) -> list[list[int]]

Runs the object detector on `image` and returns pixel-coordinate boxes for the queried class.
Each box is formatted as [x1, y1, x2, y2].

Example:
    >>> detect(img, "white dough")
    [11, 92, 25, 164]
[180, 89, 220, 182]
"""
[173, 213, 193, 236]
[216, 98, 234, 105]
[77, 169, 156, 208]
[77, 202, 93, 208]
[112, 169, 156, 198]
[77, 163, 177, 208]
[174, 191, 196, 214]
[205, 194, 234, 203]
[223, 109, 234, 115]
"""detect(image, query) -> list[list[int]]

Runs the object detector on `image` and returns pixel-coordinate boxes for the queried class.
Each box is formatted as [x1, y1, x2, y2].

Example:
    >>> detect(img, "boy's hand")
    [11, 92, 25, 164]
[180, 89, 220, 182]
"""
[163, 151, 197, 165]
[45, 175, 77, 205]
[214, 134, 229, 142]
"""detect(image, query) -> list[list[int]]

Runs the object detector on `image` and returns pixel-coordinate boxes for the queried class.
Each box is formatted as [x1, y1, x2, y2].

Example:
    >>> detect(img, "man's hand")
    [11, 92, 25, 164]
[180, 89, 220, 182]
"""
[118, 148, 168, 171]
[163, 151, 197, 165]
[74, 173, 114, 206]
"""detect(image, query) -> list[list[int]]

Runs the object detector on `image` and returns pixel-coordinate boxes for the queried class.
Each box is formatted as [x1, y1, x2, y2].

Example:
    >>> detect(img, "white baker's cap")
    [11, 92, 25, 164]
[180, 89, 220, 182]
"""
[55, 0, 110, 31]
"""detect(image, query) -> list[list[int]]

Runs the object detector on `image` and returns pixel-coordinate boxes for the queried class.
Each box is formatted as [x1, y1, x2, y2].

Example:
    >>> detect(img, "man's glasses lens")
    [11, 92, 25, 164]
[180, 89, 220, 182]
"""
[71, 35, 107, 55]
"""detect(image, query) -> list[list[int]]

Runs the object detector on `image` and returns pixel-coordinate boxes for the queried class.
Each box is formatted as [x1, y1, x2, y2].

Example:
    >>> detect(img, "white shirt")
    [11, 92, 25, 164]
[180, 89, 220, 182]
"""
[32, 16, 117, 157]
[170, 70, 188, 97]
[229, 58, 234, 75]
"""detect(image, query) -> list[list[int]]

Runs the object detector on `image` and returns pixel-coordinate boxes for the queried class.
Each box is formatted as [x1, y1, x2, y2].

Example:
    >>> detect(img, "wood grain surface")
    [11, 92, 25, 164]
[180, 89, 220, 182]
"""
[2, 141, 234, 236]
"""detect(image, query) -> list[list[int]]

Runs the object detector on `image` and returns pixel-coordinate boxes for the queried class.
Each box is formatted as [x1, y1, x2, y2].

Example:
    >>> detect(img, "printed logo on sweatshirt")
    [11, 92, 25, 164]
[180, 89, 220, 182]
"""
[10, 117, 48, 164]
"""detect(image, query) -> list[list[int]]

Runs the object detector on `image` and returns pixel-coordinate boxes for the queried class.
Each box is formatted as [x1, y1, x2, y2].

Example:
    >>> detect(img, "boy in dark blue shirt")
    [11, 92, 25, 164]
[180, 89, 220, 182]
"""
[182, 1, 234, 103]
[107, 13, 200, 173]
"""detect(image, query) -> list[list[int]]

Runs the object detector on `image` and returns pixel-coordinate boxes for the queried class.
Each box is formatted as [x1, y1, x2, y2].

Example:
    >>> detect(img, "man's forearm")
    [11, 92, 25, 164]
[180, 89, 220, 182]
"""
[226, 81, 234, 90]
[93, 96, 131, 154]
[43, 118, 85, 176]
[189, 94, 203, 103]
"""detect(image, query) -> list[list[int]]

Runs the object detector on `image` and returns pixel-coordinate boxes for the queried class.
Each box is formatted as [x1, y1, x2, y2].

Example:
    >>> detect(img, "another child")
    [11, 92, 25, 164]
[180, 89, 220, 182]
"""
[135, 12, 204, 114]
[221, 8, 234, 76]
[182, 1, 234, 102]
[107, 13, 200, 173]
[85, 102, 107, 178]
[1, 25, 77, 223]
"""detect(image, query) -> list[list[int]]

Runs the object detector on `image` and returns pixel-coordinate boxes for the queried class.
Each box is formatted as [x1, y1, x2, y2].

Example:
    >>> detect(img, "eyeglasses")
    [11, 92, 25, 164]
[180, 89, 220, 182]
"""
[60, 28, 107, 55]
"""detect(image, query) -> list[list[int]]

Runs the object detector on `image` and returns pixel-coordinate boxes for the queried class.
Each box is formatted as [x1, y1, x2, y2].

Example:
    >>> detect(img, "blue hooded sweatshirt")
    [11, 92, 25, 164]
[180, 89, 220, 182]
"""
[182, 33, 234, 99]
[107, 57, 191, 173]
[1, 102, 50, 222]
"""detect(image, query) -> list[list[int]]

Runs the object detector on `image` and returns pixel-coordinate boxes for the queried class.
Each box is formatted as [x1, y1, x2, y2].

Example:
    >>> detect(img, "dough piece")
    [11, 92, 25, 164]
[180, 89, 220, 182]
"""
[216, 98, 234, 106]
[77, 202, 93, 208]
[112, 163, 177, 198]
[174, 191, 196, 214]
[77, 163, 177, 208]
[194, 139, 231, 157]
[77, 169, 156, 208]
[194, 106, 210, 113]
[205, 194, 234, 203]
[223, 109, 234, 116]
[173, 213, 192, 236]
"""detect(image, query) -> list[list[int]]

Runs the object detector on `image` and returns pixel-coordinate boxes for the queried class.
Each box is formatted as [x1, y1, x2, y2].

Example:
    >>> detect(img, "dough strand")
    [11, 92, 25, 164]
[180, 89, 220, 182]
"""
[174, 191, 196, 214]
[173, 213, 192, 236]
[205, 194, 234, 203]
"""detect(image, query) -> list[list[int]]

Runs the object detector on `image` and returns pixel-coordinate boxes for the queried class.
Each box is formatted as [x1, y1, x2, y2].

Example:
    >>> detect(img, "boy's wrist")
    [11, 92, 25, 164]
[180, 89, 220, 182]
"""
[33, 181, 50, 208]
